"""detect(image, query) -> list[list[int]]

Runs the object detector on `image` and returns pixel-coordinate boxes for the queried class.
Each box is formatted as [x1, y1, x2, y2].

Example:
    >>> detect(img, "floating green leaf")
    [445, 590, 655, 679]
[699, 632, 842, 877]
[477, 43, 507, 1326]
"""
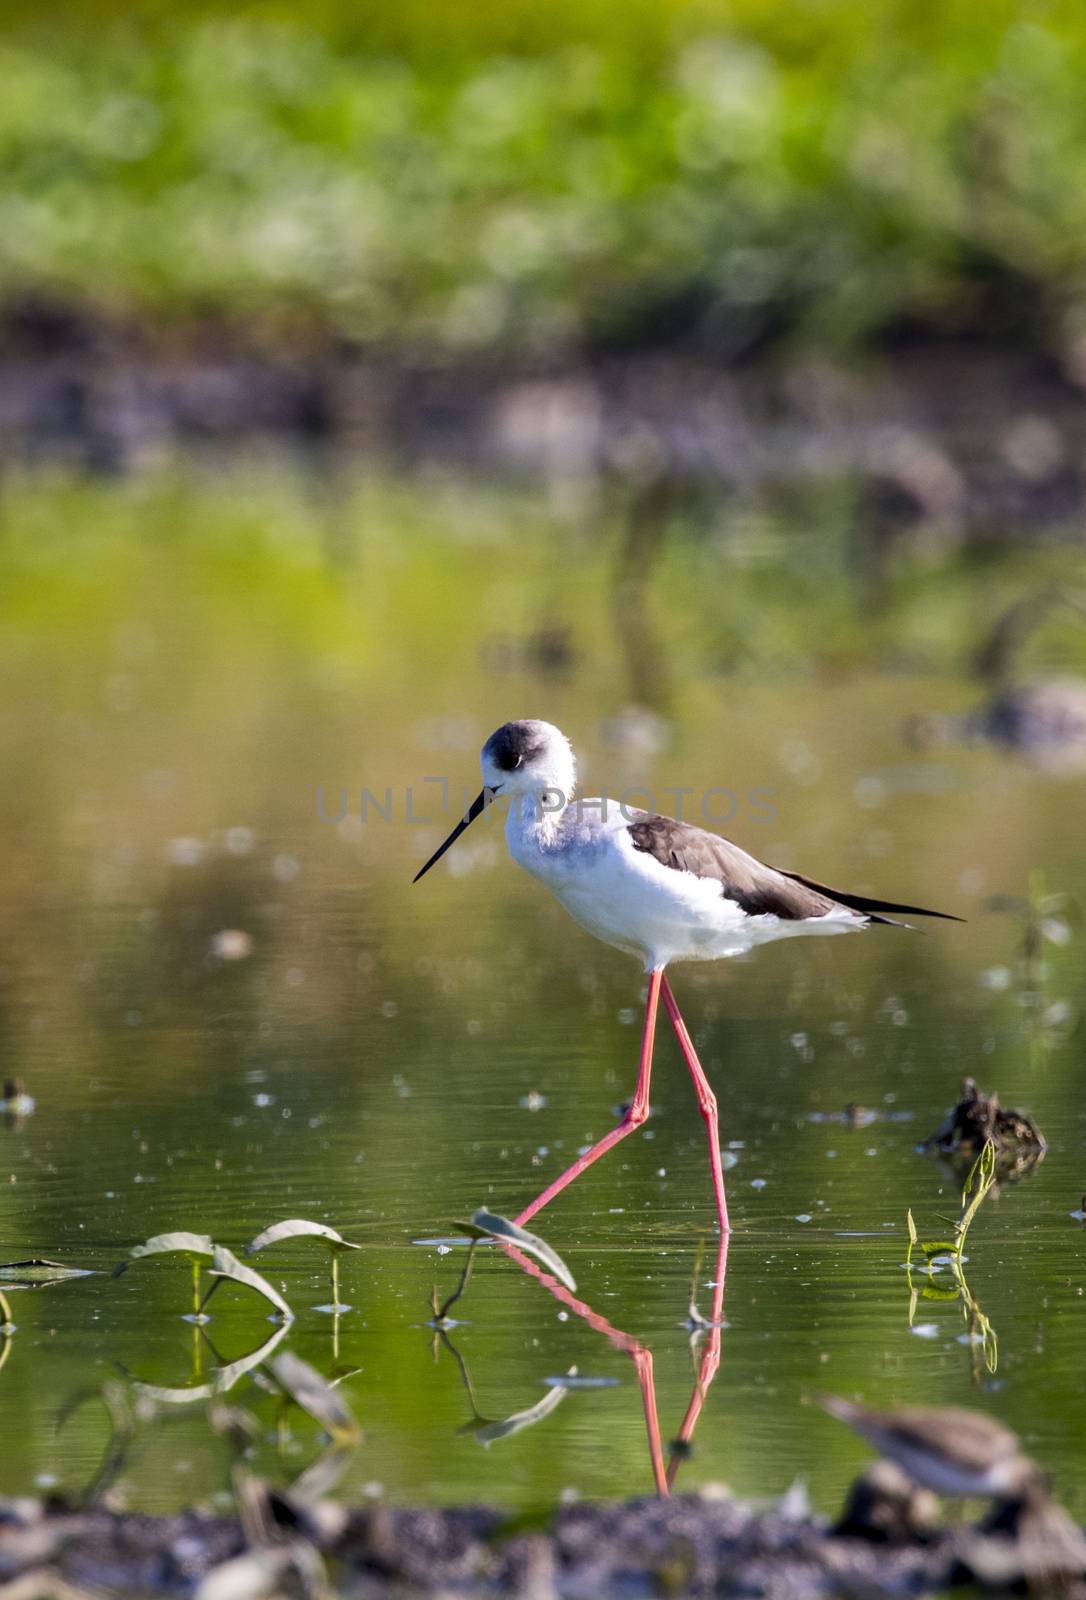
[131, 1321, 290, 1406]
[114, 1233, 216, 1319]
[134, 1376, 217, 1406]
[291, 1443, 356, 1502]
[244, 1219, 360, 1256]
[244, 1219, 359, 1309]
[470, 1384, 569, 1446]
[57, 1380, 135, 1506]
[0, 1258, 94, 1285]
[462, 1209, 577, 1293]
[205, 1244, 293, 1322]
[126, 1232, 214, 1264]
[919, 1283, 962, 1303]
[267, 1351, 359, 1443]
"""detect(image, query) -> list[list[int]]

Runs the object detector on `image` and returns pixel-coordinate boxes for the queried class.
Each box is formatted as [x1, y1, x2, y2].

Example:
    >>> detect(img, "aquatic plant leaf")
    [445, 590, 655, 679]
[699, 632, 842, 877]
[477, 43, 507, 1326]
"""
[57, 1380, 135, 1506]
[956, 1139, 997, 1251]
[919, 1284, 962, 1303]
[132, 1322, 290, 1406]
[134, 1378, 217, 1405]
[115, 1232, 214, 1276]
[267, 1351, 359, 1442]
[470, 1383, 568, 1445]
[131, 1232, 214, 1259]
[244, 1219, 360, 1256]
[56, 1382, 127, 1435]
[0, 1258, 94, 1284]
[291, 1443, 356, 1501]
[207, 1245, 293, 1321]
[213, 1322, 292, 1394]
[467, 1209, 577, 1292]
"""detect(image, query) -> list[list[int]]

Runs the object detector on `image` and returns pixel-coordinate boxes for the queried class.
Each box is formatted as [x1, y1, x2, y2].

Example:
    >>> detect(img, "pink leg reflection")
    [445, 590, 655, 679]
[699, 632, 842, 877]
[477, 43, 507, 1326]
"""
[500, 1233, 729, 1496]
[667, 1232, 728, 1490]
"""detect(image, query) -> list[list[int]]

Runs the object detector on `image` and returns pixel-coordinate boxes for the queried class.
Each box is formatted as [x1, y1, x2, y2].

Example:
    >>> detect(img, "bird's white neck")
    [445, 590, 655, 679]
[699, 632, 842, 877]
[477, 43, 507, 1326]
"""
[504, 788, 570, 854]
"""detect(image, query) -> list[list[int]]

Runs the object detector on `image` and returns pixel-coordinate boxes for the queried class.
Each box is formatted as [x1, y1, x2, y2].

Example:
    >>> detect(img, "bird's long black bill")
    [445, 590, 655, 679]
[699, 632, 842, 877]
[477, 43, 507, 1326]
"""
[413, 788, 492, 883]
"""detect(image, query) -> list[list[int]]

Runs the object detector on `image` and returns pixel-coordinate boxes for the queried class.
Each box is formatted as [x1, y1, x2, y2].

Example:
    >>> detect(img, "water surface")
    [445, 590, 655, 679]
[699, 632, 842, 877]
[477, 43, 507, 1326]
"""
[1, 465, 1083, 1518]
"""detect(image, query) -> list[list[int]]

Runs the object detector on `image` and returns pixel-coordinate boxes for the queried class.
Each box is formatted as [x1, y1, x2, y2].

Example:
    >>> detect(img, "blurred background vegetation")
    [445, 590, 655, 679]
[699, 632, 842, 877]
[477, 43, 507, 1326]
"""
[5, 0, 1086, 359]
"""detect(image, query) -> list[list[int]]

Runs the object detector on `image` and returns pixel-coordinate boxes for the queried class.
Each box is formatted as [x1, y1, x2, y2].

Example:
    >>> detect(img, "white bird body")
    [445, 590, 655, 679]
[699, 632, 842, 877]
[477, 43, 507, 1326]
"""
[504, 795, 865, 970]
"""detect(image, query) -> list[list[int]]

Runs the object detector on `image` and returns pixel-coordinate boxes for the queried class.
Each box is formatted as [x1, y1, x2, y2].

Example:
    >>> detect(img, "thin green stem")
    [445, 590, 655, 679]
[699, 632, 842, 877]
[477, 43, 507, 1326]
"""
[198, 1276, 224, 1316]
[956, 1139, 997, 1257]
[687, 1237, 706, 1325]
[436, 1240, 478, 1322]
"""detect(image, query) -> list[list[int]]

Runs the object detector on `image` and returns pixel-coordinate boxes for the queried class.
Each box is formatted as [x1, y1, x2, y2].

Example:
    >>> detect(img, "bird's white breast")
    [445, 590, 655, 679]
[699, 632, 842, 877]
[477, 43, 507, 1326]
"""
[504, 798, 863, 969]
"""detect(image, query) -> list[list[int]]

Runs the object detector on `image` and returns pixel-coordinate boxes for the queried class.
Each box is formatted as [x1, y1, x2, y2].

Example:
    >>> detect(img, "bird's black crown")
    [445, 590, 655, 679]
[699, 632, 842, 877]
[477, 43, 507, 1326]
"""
[485, 721, 548, 772]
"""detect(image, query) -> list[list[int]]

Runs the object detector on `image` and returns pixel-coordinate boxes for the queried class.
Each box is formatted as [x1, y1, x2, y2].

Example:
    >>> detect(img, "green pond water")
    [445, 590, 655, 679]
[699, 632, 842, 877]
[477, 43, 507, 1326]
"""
[0, 462, 1084, 1520]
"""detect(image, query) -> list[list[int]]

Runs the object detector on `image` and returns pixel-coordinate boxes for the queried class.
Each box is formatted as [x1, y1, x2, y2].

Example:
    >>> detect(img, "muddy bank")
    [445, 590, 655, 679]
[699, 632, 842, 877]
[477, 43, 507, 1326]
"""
[2, 1482, 1083, 1598]
[4, 300, 1086, 542]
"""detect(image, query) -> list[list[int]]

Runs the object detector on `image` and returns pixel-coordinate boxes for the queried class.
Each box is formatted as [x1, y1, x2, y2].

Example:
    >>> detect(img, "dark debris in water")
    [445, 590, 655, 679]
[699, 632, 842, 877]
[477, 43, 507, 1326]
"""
[925, 1077, 1047, 1180]
[807, 1104, 914, 1127]
[3, 1483, 1085, 1598]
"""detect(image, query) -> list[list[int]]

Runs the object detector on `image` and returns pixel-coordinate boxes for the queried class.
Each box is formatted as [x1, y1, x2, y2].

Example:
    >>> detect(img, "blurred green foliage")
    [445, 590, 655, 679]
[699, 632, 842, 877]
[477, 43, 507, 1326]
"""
[5, 0, 1086, 355]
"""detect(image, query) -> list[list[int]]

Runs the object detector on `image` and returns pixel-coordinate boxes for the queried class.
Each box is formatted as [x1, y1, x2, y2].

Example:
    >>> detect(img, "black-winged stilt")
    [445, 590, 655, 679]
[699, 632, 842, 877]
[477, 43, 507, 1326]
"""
[414, 720, 960, 1233]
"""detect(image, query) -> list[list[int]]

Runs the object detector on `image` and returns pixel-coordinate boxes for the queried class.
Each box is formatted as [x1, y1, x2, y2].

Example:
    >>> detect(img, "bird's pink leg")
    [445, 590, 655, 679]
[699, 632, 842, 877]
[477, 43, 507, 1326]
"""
[514, 967, 663, 1228]
[660, 977, 730, 1235]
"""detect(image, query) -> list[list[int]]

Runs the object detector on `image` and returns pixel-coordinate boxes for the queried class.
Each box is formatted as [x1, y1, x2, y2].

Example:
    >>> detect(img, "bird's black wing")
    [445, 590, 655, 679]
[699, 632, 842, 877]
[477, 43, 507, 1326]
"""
[770, 866, 964, 923]
[627, 814, 963, 926]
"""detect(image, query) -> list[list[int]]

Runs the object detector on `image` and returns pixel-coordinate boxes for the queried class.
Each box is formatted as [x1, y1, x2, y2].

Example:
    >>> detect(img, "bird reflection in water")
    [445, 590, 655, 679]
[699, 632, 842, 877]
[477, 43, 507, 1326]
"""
[434, 1236, 728, 1495]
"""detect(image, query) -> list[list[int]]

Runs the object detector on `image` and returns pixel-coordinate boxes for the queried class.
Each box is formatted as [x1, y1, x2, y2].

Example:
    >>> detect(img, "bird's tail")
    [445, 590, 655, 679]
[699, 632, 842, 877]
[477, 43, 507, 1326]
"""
[774, 869, 965, 929]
